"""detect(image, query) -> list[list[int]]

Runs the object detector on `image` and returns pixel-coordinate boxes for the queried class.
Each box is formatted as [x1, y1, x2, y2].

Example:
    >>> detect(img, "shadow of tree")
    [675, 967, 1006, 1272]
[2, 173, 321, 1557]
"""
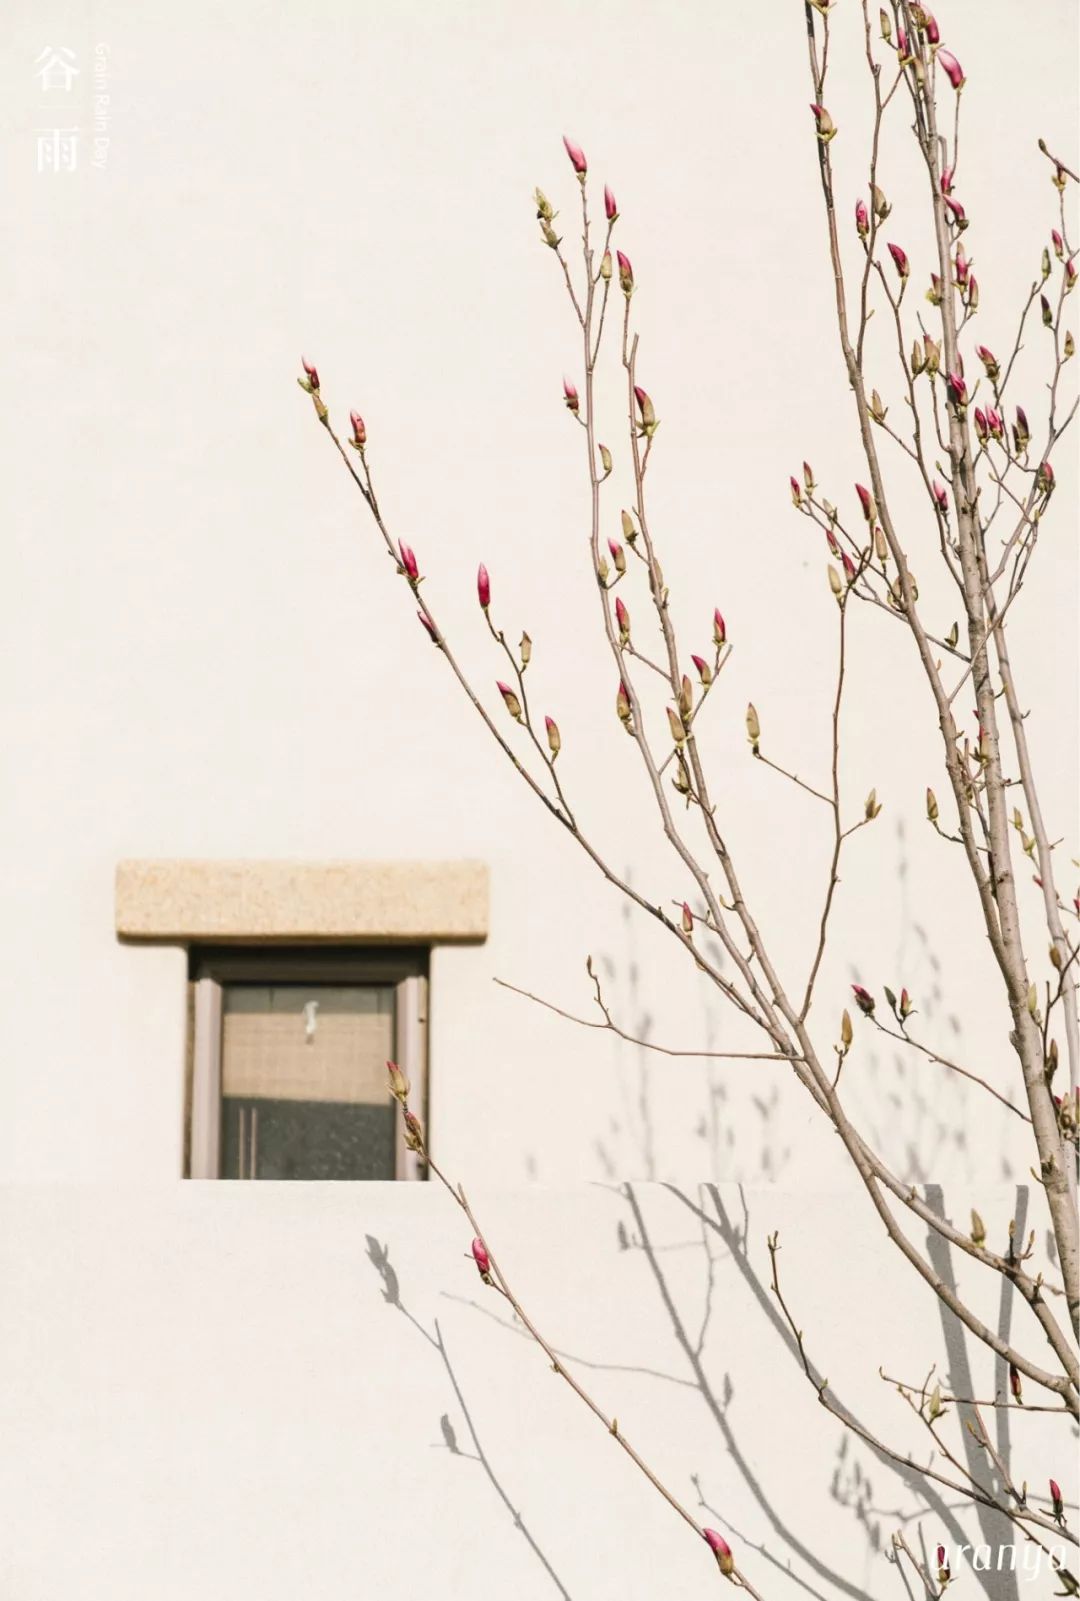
[364, 1235, 575, 1600]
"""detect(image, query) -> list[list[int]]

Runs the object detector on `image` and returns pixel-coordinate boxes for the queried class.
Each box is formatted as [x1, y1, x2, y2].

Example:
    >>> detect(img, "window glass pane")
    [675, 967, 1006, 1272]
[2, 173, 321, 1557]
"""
[221, 984, 396, 1180]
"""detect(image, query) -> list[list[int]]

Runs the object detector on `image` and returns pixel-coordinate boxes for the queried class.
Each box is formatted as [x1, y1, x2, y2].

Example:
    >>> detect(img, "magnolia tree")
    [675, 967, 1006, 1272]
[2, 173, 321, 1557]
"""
[300, 3, 1078, 1593]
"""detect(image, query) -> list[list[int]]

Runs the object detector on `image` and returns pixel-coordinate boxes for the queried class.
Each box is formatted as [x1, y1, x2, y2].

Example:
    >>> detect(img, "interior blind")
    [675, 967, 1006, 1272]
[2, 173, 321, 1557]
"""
[221, 984, 394, 1105]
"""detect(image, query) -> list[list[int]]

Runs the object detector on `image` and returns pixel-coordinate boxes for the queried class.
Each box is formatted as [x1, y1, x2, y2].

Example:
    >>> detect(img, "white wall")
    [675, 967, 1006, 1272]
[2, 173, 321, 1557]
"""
[1, 1, 1076, 1594]
[0, 1182, 1069, 1600]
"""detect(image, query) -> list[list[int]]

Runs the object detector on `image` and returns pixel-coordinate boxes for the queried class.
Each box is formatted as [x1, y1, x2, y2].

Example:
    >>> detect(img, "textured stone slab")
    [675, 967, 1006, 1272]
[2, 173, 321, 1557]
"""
[115, 860, 489, 943]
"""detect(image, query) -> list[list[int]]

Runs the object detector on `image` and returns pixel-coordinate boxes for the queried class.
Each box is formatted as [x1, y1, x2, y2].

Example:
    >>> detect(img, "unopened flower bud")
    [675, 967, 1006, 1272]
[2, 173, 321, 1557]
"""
[911, 339, 926, 375]
[691, 654, 713, 685]
[497, 680, 523, 721]
[887, 242, 910, 279]
[841, 1009, 853, 1048]
[936, 47, 965, 89]
[472, 1237, 493, 1279]
[970, 1208, 986, 1246]
[879, 7, 892, 41]
[944, 196, 966, 229]
[418, 611, 438, 642]
[1042, 293, 1054, 327]
[1067, 259, 1077, 292]
[403, 1108, 423, 1150]
[874, 526, 888, 563]
[855, 483, 876, 521]
[1013, 405, 1030, 452]
[937, 1545, 950, 1584]
[713, 609, 727, 647]
[974, 406, 988, 443]
[1042, 247, 1052, 281]
[896, 24, 909, 57]
[350, 410, 367, 448]
[1066, 331, 1075, 358]
[563, 377, 580, 414]
[869, 389, 887, 423]
[1009, 1363, 1022, 1402]
[633, 385, 656, 431]
[841, 551, 856, 585]
[598, 443, 613, 476]
[600, 249, 612, 281]
[398, 541, 419, 581]
[387, 1060, 409, 1100]
[477, 563, 491, 609]
[1051, 1479, 1065, 1522]
[562, 135, 587, 175]
[545, 716, 561, 757]
[616, 679, 632, 724]
[1037, 460, 1055, 493]
[608, 538, 626, 575]
[810, 103, 836, 142]
[987, 405, 1004, 439]
[828, 563, 844, 598]
[681, 902, 694, 936]
[946, 370, 967, 406]
[928, 1382, 943, 1420]
[924, 11, 940, 44]
[617, 250, 634, 295]
[899, 986, 912, 1017]
[932, 480, 949, 514]
[667, 704, 686, 745]
[855, 197, 869, 239]
[865, 787, 882, 819]
[954, 246, 969, 286]
[872, 184, 890, 221]
[679, 674, 693, 718]
[746, 702, 760, 752]
[703, 1530, 734, 1577]
[615, 595, 631, 643]
[621, 509, 636, 543]
[852, 984, 875, 1015]
[604, 184, 618, 221]
[534, 188, 554, 221]
[790, 475, 803, 506]
[519, 631, 532, 666]
[1051, 228, 1065, 260]
[301, 354, 320, 390]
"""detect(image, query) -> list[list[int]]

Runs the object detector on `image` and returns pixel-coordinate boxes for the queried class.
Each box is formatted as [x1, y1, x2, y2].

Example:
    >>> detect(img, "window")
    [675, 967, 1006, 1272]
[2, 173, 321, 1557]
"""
[186, 949, 428, 1181]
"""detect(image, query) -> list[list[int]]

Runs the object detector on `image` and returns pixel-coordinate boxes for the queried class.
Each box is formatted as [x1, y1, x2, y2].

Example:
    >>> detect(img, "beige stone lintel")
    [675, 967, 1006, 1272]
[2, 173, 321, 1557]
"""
[115, 860, 489, 944]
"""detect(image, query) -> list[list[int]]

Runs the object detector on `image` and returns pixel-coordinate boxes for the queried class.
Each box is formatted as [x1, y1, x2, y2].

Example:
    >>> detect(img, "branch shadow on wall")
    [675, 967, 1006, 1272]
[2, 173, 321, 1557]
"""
[364, 1234, 575, 1601]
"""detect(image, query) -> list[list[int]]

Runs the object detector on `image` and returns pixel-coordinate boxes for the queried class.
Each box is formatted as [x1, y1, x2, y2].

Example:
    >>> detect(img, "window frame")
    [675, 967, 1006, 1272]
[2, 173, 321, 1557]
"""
[187, 946, 429, 1182]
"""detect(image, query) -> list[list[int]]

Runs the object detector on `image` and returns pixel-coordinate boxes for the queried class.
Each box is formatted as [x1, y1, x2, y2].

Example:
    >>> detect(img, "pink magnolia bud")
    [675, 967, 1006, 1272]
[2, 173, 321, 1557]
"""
[826, 528, 841, 557]
[809, 103, 836, 142]
[944, 196, 965, 227]
[940, 164, 954, 195]
[926, 272, 944, 306]
[790, 475, 803, 506]
[1009, 1363, 1022, 1401]
[350, 410, 367, 446]
[691, 653, 713, 685]
[477, 563, 491, 609]
[855, 483, 876, 521]
[975, 344, 999, 379]
[562, 135, 587, 175]
[946, 370, 967, 405]
[924, 12, 940, 44]
[703, 1530, 734, 1577]
[616, 678, 632, 723]
[937, 1545, 950, 1582]
[1037, 460, 1055, 492]
[616, 250, 634, 294]
[545, 715, 561, 757]
[681, 902, 694, 935]
[301, 354, 320, 390]
[497, 680, 523, 721]
[896, 24, 909, 56]
[1067, 259, 1078, 291]
[417, 610, 437, 641]
[887, 242, 910, 279]
[852, 983, 876, 1015]
[633, 386, 656, 429]
[713, 609, 727, 647]
[932, 479, 949, 514]
[615, 595, 631, 641]
[1013, 405, 1030, 451]
[855, 197, 869, 238]
[1051, 228, 1065, 260]
[604, 184, 618, 221]
[973, 407, 988, 443]
[472, 1237, 492, 1277]
[563, 377, 580, 414]
[841, 551, 856, 584]
[986, 406, 1003, 438]
[1050, 1479, 1064, 1519]
[607, 537, 626, 575]
[398, 541, 419, 581]
[936, 47, 965, 90]
[803, 461, 815, 491]
[387, 1060, 409, 1099]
